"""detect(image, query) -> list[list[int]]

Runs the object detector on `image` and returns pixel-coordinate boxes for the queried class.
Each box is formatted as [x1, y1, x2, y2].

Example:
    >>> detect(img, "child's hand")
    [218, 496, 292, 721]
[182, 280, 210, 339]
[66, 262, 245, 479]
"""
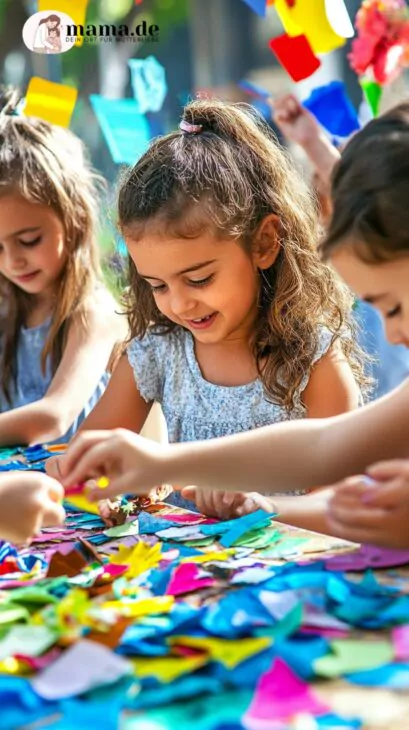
[59, 429, 164, 500]
[327, 468, 409, 549]
[0, 472, 65, 545]
[45, 454, 62, 480]
[180, 486, 276, 520]
[272, 94, 321, 149]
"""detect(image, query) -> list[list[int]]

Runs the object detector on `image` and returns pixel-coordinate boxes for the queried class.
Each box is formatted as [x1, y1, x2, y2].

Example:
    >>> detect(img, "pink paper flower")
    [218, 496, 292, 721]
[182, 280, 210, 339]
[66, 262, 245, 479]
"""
[349, 0, 409, 85]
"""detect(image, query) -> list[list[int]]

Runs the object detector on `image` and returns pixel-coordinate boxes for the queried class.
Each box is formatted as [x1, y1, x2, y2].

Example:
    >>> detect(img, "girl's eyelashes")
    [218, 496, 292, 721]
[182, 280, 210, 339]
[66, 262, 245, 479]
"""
[189, 274, 214, 287]
[19, 236, 42, 247]
[148, 274, 215, 293]
[385, 304, 401, 319]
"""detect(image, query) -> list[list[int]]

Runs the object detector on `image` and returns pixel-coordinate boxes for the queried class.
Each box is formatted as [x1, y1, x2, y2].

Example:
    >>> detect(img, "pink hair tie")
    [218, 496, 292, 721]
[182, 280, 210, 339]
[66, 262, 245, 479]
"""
[179, 120, 203, 134]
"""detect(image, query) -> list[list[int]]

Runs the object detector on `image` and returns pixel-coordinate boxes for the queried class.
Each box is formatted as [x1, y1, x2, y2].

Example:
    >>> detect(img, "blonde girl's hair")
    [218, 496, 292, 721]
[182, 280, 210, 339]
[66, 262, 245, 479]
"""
[118, 98, 369, 407]
[0, 87, 105, 402]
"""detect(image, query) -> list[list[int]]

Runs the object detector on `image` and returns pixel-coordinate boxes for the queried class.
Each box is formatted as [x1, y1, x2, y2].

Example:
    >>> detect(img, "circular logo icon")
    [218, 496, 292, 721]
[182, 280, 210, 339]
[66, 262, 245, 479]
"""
[22, 10, 77, 55]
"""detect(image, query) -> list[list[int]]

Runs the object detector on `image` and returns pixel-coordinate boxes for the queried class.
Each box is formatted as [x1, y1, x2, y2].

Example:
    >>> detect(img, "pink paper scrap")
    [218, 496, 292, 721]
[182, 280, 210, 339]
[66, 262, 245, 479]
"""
[392, 625, 409, 661]
[242, 657, 330, 730]
[165, 562, 216, 596]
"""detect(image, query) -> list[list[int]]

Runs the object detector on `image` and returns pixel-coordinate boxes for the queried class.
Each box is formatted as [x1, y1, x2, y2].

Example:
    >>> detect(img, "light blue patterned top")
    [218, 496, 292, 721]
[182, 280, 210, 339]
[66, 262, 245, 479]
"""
[0, 318, 108, 444]
[127, 326, 334, 507]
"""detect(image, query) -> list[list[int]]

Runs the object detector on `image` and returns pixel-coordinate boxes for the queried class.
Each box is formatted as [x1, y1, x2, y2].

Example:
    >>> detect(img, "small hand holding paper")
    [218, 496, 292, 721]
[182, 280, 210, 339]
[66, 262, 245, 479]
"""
[0, 472, 65, 545]
[181, 486, 276, 520]
[327, 463, 409, 549]
[60, 429, 165, 500]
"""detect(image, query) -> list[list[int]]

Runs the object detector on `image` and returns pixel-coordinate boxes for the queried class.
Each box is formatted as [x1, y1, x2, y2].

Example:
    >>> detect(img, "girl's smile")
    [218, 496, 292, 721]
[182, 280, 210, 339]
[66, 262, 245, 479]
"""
[126, 231, 261, 346]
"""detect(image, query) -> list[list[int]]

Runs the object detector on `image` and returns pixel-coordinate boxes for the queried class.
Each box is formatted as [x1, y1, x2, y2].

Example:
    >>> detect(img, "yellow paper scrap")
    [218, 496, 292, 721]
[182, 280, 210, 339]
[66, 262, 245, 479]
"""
[38, 0, 89, 47]
[102, 596, 174, 618]
[131, 654, 208, 683]
[182, 550, 233, 564]
[24, 77, 77, 128]
[169, 635, 272, 669]
[64, 493, 100, 515]
[274, 0, 345, 54]
[110, 541, 162, 578]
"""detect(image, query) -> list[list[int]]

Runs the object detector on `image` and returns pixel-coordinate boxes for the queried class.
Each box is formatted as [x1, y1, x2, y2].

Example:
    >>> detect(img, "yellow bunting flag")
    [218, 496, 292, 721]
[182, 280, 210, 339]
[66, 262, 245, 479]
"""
[274, 0, 346, 54]
[169, 635, 272, 669]
[38, 0, 89, 47]
[24, 77, 77, 128]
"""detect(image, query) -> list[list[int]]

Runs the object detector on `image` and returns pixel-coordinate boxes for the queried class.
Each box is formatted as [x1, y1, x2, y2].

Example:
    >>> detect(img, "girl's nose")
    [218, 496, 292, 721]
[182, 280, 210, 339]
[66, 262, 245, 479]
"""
[170, 290, 196, 316]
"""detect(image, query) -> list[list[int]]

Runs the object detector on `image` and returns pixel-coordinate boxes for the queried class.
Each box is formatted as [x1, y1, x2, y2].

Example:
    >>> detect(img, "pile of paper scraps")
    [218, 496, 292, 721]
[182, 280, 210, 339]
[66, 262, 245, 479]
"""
[0, 445, 409, 730]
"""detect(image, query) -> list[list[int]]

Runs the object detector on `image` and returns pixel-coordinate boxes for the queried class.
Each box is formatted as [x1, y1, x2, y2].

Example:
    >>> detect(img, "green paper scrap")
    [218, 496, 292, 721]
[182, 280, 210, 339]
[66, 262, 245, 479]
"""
[4, 586, 59, 606]
[184, 536, 215, 547]
[234, 527, 281, 549]
[0, 446, 21, 459]
[122, 689, 253, 730]
[259, 536, 311, 559]
[0, 625, 59, 661]
[360, 78, 382, 118]
[314, 639, 394, 678]
[104, 520, 139, 538]
[0, 603, 29, 625]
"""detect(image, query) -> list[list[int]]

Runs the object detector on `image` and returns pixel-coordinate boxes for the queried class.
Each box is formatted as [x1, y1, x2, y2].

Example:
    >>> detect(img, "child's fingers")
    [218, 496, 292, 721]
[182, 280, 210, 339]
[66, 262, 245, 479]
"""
[62, 437, 121, 487]
[45, 455, 62, 479]
[367, 460, 409, 481]
[329, 501, 388, 528]
[181, 486, 197, 502]
[326, 515, 378, 545]
[41, 500, 66, 528]
[360, 478, 407, 507]
[87, 472, 144, 501]
[59, 430, 116, 480]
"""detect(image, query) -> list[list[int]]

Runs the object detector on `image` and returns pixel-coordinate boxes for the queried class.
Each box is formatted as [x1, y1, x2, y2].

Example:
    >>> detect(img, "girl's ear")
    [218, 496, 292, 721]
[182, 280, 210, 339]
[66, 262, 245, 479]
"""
[252, 214, 281, 270]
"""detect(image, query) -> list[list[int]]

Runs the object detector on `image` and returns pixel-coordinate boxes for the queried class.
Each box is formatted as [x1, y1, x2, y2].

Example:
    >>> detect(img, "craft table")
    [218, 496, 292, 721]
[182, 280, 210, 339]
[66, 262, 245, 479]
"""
[0, 445, 408, 730]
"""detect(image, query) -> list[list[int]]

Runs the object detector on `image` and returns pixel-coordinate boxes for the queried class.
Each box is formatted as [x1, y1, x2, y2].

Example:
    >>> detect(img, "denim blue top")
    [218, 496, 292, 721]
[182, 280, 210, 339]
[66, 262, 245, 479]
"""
[0, 317, 108, 444]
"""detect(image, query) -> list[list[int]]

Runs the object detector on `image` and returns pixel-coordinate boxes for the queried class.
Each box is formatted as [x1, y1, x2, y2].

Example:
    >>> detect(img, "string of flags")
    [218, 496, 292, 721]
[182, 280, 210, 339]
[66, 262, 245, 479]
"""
[20, 1, 409, 165]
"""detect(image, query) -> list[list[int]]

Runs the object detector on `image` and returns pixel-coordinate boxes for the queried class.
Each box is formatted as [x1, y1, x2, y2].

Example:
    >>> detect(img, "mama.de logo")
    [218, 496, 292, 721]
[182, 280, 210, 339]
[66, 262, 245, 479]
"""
[23, 10, 160, 53]
[22, 11, 76, 54]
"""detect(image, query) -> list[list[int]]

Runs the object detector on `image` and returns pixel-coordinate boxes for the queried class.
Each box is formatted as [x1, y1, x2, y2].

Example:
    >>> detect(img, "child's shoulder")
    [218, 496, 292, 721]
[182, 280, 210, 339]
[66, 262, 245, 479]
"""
[128, 325, 187, 358]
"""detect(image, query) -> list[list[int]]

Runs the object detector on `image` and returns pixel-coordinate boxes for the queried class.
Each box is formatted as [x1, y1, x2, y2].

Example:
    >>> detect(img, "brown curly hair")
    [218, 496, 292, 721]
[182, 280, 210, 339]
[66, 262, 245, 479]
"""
[118, 98, 367, 408]
[0, 87, 105, 403]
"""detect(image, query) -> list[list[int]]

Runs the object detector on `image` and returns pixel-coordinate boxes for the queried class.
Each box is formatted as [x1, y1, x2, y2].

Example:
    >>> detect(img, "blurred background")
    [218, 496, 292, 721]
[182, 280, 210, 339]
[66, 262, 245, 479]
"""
[0, 0, 408, 270]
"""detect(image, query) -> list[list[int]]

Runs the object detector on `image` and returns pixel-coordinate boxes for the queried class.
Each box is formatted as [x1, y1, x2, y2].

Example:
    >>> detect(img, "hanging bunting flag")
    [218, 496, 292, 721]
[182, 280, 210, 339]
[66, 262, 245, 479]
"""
[241, 0, 267, 16]
[273, 0, 346, 54]
[38, 0, 89, 47]
[24, 77, 77, 127]
[303, 81, 360, 138]
[360, 78, 383, 118]
[128, 56, 168, 115]
[90, 95, 151, 165]
[269, 34, 321, 82]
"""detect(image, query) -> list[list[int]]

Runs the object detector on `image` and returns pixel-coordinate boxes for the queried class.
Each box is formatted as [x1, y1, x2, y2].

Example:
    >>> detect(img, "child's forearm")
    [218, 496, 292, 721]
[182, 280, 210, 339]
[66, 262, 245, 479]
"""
[303, 135, 341, 184]
[158, 382, 409, 495]
[0, 399, 66, 446]
[272, 491, 335, 536]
